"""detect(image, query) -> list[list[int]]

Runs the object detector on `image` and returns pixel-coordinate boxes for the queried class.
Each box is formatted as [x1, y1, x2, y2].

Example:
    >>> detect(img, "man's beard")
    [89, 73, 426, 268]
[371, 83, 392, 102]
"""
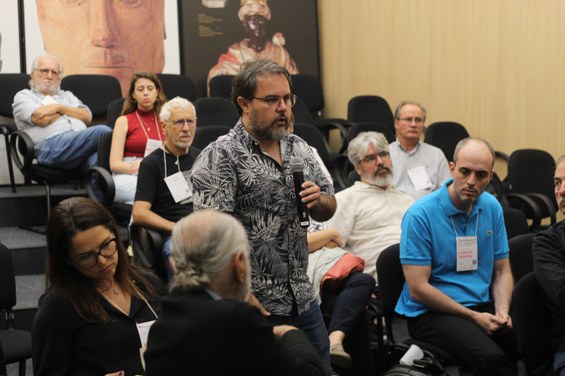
[35, 81, 58, 96]
[249, 111, 289, 141]
[363, 165, 393, 188]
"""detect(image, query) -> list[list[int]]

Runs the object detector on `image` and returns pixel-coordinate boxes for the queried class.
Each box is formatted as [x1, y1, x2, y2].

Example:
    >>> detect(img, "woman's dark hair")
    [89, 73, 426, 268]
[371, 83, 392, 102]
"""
[122, 71, 168, 116]
[45, 197, 155, 322]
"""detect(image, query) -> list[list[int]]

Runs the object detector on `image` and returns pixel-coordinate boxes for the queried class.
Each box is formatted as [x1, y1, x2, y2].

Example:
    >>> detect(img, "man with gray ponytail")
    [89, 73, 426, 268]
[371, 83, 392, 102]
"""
[144, 210, 327, 376]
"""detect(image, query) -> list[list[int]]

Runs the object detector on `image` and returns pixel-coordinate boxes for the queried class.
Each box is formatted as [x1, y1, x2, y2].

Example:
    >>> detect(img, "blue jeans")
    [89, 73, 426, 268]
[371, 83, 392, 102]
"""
[267, 300, 331, 368]
[36, 125, 111, 171]
[554, 352, 565, 375]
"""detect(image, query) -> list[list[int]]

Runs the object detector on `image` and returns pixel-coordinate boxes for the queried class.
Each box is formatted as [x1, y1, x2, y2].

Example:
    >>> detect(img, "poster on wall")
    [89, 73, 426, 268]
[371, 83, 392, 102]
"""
[24, 0, 181, 96]
[0, 1, 21, 73]
[180, 0, 320, 97]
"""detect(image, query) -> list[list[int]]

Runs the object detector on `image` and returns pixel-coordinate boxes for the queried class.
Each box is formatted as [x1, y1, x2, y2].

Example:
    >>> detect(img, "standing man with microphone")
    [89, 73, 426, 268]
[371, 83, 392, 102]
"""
[191, 59, 336, 369]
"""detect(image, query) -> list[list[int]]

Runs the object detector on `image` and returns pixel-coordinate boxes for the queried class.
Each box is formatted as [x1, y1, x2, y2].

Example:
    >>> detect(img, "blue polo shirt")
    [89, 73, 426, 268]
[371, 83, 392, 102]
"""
[395, 179, 509, 317]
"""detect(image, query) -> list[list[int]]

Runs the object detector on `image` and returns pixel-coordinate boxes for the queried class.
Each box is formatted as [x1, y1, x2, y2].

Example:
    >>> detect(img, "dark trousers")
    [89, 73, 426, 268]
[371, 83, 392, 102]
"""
[321, 272, 376, 376]
[407, 303, 518, 376]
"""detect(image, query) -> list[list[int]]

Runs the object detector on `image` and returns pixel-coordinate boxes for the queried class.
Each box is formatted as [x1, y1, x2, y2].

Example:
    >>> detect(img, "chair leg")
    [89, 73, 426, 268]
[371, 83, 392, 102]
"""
[3, 134, 16, 193]
[18, 360, 26, 376]
[45, 183, 52, 218]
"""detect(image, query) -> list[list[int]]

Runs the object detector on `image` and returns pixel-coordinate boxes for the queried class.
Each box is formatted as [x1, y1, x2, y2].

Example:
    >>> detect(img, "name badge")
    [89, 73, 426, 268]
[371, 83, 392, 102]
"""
[165, 171, 192, 203]
[407, 166, 432, 191]
[136, 320, 156, 347]
[456, 236, 478, 272]
[144, 139, 163, 157]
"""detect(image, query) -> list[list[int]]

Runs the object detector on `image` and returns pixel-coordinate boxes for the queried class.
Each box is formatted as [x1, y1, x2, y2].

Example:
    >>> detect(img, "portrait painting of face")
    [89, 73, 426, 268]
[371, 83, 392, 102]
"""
[35, 0, 166, 95]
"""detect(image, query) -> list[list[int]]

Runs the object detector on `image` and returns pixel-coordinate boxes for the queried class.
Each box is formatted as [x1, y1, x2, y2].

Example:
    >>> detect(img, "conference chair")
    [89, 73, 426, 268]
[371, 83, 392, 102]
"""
[193, 97, 239, 127]
[0, 73, 31, 193]
[345, 121, 395, 146]
[192, 125, 231, 151]
[106, 98, 125, 129]
[508, 233, 535, 283]
[0, 243, 32, 376]
[293, 97, 348, 150]
[60, 74, 122, 123]
[424, 121, 470, 163]
[130, 224, 166, 283]
[503, 207, 529, 240]
[511, 272, 553, 376]
[376, 243, 458, 366]
[505, 149, 557, 231]
[347, 95, 395, 136]
[208, 75, 234, 99]
[156, 73, 197, 102]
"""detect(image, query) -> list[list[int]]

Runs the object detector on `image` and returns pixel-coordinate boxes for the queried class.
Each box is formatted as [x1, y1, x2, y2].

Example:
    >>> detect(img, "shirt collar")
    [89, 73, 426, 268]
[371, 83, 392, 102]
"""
[439, 178, 484, 217]
[395, 139, 422, 155]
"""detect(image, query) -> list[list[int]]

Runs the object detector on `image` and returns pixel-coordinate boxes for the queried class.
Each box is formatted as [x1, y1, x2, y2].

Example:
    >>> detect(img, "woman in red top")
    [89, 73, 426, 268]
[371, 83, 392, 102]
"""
[110, 71, 167, 204]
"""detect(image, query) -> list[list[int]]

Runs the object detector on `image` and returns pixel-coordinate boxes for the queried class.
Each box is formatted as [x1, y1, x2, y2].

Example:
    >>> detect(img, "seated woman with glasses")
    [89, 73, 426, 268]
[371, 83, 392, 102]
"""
[32, 197, 163, 376]
[110, 71, 167, 205]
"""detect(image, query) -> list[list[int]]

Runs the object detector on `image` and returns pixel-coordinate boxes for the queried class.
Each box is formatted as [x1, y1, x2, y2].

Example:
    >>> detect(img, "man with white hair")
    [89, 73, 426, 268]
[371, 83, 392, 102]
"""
[144, 210, 327, 376]
[12, 54, 111, 171]
[132, 97, 201, 280]
[326, 131, 414, 278]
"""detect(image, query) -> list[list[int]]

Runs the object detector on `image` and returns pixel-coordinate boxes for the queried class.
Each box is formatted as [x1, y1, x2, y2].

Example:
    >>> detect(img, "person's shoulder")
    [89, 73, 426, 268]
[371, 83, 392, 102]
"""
[36, 290, 73, 318]
[534, 220, 565, 247]
[13, 88, 34, 101]
[406, 187, 441, 213]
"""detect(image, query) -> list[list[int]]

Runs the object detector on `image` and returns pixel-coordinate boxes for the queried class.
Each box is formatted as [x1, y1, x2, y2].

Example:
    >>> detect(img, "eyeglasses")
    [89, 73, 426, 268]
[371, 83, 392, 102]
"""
[398, 117, 424, 124]
[251, 94, 297, 109]
[35, 68, 60, 77]
[361, 151, 390, 164]
[168, 119, 196, 128]
[72, 237, 118, 269]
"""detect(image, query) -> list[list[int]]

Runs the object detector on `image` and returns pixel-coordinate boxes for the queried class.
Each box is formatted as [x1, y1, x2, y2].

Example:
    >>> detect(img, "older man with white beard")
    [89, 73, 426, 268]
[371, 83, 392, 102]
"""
[326, 132, 414, 279]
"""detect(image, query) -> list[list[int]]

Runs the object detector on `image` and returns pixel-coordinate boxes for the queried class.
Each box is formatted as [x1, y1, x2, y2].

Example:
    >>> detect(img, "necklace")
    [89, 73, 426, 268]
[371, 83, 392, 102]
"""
[135, 109, 156, 132]
[97, 283, 120, 295]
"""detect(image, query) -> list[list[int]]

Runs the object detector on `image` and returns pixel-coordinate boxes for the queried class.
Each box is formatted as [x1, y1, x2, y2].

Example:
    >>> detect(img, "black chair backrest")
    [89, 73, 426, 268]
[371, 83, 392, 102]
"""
[96, 131, 113, 172]
[347, 122, 395, 144]
[291, 74, 325, 114]
[293, 122, 331, 168]
[106, 98, 125, 129]
[193, 97, 239, 127]
[0, 243, 16, 310]
[512, 272, 553, 363]
[209, 75, 234, 99]
[61, 74, 122, 119]
[376, 243, 404, 320]
[424, 121, 470, 162]
[130, 225, 167, 282]
[506, 149, 556, 211]
[156, 73, 197, 102]
[347, 95, 395, 132]
[0, 74, 31, 117]
[292, 97, 317, 124]
[192, 125, 231, 151]
[503, 208, 529, 240]
[508, 233, 535, 282]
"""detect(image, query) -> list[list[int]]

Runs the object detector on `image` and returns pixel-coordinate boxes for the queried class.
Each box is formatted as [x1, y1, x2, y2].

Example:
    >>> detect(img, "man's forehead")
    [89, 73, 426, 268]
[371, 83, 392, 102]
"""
[170, 107, 195, 119]
[555, 160, 565, 178]
[256, 73, 290, 92]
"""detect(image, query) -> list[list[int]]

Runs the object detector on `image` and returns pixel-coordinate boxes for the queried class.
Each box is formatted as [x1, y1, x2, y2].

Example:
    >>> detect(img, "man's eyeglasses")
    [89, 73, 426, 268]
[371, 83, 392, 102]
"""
[251, 94, 297, 109]
[168, 119, 196, 128]
[72, 237, 118, 269]
[398, 117, 424, 124]
[35, 68, 60, 77]
[361, 151, 390, 164]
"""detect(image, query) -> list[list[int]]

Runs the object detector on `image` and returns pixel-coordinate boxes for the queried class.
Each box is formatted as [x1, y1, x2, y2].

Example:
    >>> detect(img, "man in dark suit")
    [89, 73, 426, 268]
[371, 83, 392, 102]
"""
[144, 209, 328, 376]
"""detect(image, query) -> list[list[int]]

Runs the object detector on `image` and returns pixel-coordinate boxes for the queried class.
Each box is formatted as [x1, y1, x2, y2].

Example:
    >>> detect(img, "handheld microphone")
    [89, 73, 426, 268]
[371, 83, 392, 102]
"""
[290, 157, 310, 228]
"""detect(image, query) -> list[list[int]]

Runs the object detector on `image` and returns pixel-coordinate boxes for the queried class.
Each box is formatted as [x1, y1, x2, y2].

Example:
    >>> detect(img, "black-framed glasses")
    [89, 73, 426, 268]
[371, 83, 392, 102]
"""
[35, 68, 60, 77]
[72, 237, 118, 269]
[251, 94, 297, 109]
[361, 151, 390, 164]
[398, 117, 424, 124]
[168, 118, 196, 128]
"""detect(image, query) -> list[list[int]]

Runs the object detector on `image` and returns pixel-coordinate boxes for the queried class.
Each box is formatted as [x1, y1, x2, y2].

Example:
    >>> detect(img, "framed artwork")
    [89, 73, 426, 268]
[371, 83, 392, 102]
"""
[0, 0, 22, 73]
[179, 0, 320, 97]
[23, 0, 181, 95]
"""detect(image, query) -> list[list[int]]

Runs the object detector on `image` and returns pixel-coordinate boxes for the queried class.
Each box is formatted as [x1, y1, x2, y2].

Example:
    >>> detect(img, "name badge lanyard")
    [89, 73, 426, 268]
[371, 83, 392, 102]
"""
[450, 212, 480, 272]
[135, 111, 163, 143]
[163, 144, 181, 177]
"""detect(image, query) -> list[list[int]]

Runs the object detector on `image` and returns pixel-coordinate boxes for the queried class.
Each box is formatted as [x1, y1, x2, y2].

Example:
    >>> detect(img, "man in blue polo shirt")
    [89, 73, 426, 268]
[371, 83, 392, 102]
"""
[395, 137, 517, 375]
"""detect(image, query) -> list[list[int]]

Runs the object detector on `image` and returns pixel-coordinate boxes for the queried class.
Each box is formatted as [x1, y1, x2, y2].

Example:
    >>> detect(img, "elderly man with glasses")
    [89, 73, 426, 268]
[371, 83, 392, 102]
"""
[12, 54, 111, 171]
[132, 97, 201, 281]
[326, 131, 414, 280]
[389, 101, 451, 200]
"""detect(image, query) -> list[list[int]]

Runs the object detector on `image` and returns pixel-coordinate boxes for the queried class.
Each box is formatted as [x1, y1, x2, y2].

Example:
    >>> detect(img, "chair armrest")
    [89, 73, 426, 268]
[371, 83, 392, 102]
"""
[130, 224, 165, 278]
[525, 193, 557, 225]
[85, 166, 115, 207]
[495, 150, 510, 163]
[332, 154, 354, 191]
[9, 130, 35, 170]
[312, 119, 350, 153]
[506, 193, 543, 230]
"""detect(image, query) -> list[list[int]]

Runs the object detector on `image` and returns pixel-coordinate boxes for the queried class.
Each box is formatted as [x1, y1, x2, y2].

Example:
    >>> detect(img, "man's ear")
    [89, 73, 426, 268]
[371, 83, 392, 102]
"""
[232, 251, 247, 284]
[237, 96, 250, 115]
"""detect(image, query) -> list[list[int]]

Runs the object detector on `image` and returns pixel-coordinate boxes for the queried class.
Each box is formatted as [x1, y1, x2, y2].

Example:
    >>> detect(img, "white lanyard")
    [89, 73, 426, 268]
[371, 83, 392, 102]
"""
[450, 211, 480, 237]
[162, 145, 181, 177]
[135, 110, 162, 142]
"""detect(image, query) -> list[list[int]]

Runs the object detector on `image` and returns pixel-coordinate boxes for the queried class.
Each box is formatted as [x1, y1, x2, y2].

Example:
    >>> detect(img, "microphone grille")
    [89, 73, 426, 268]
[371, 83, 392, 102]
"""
[289, 156, 304, 172]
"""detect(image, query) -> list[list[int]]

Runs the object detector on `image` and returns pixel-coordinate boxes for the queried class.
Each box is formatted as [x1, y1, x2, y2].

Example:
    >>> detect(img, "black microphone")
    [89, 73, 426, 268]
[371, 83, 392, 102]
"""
[290, 156, 310, 228]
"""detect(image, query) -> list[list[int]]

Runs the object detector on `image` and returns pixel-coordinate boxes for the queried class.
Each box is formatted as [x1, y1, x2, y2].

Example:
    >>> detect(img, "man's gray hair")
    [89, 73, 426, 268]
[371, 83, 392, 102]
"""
[394, 100, 427, 122]
[347, 131, 390, 166]
[453, 137, 496, 168]
[556, 155, 565, 168]
[31, 54, 64, 76]
[170, 210, 250, 289]
[159, 96, 195, 122]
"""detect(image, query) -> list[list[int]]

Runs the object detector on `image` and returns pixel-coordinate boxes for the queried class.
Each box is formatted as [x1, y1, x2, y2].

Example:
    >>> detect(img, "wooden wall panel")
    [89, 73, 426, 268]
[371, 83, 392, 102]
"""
[318, 0, 565, 161]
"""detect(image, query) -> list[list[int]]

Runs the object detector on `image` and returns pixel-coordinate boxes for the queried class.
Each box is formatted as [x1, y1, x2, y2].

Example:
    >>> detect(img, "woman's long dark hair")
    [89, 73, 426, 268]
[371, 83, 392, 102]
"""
[45, 197, 156, 323]
[122, 71, 168, 116]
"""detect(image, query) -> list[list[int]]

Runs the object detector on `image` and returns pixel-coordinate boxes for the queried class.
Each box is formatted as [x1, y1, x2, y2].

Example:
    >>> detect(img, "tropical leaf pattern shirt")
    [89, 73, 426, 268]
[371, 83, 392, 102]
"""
[191, 121, 334, 315]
